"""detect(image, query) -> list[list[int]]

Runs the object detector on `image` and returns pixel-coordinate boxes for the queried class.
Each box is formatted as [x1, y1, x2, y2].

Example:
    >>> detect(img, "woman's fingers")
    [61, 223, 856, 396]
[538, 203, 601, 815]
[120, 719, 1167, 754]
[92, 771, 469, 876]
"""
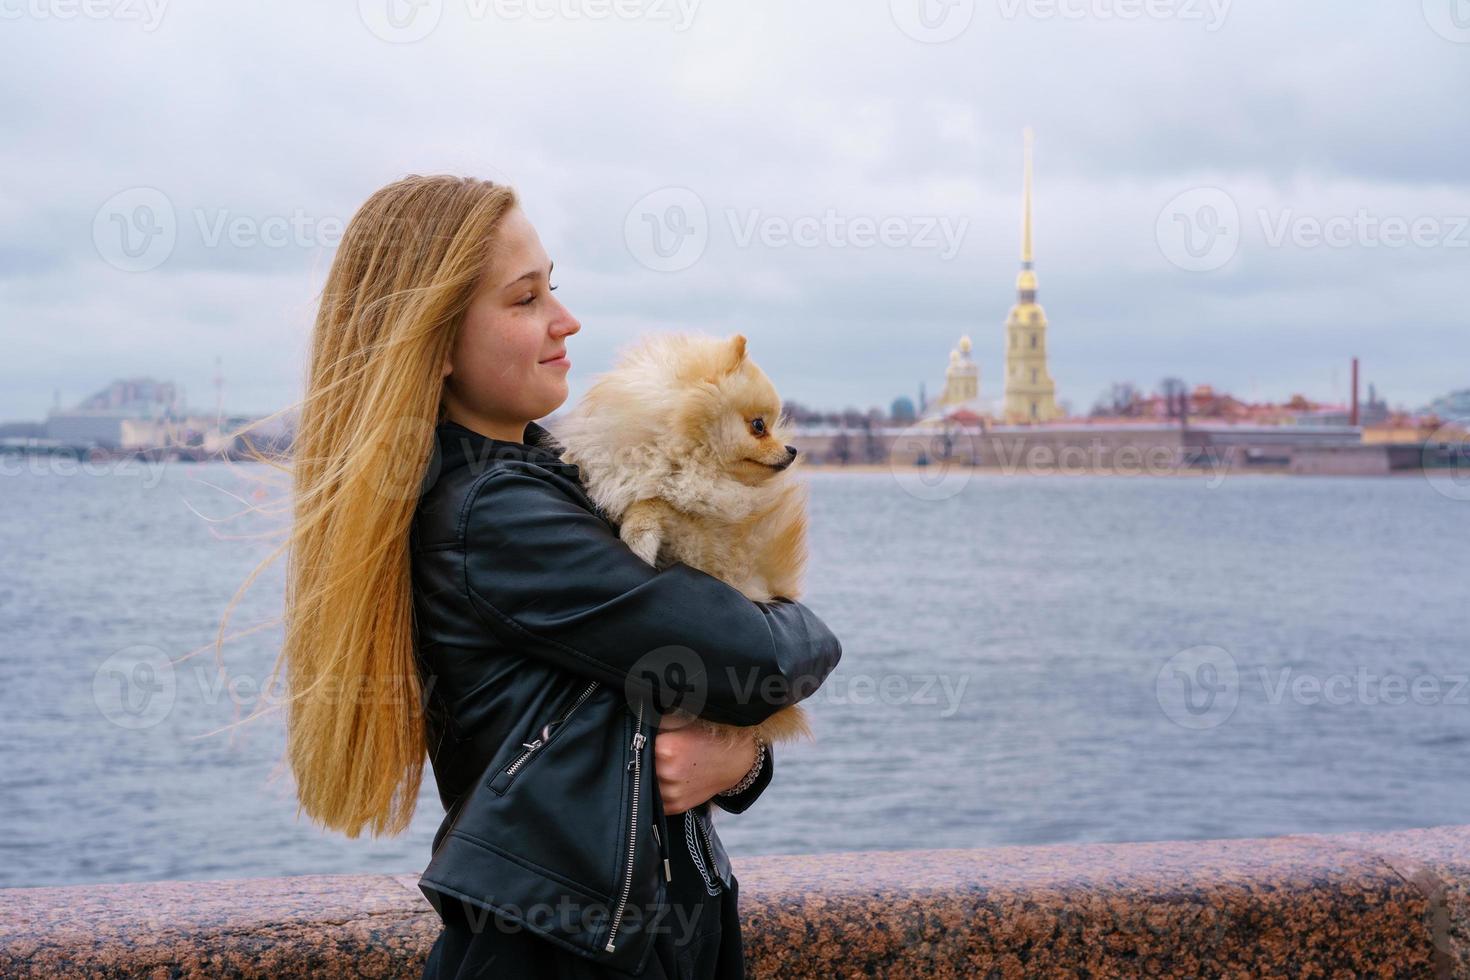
[654, 723, 757, 815]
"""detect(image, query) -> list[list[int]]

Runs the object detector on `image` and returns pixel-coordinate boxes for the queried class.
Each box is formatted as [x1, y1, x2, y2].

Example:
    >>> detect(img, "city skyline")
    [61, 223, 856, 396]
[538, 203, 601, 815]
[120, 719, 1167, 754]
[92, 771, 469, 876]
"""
[7, 356, 1457, 434]
[2, 3, 1465, 421]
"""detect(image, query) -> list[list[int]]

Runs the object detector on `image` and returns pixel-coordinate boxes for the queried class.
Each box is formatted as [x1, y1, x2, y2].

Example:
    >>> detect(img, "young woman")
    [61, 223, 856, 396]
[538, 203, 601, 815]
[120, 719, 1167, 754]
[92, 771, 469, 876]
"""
[268, 174, 843, 978]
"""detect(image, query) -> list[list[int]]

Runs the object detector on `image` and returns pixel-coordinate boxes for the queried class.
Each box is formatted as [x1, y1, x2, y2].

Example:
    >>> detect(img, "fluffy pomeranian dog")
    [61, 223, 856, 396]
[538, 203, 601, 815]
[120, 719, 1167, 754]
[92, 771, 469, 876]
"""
[547, 331, 813, 749]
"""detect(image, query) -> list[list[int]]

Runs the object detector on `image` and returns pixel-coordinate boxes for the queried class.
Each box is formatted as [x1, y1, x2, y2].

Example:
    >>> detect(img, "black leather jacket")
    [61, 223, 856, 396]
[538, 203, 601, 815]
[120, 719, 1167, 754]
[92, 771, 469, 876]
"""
[410, 419, 843, 974]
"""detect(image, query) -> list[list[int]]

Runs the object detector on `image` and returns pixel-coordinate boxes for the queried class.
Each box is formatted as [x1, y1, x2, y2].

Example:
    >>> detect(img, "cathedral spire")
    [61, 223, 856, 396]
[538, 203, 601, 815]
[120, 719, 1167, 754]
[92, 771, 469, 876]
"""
[1021, 125, 1033, 267]
[1003, 126, 1058, 424]
[1016, 126, 1037, 301]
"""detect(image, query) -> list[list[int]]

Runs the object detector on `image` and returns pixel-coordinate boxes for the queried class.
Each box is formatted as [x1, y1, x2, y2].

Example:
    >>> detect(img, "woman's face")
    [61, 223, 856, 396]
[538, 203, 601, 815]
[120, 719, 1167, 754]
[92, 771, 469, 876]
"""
[441, 205, 581, 442]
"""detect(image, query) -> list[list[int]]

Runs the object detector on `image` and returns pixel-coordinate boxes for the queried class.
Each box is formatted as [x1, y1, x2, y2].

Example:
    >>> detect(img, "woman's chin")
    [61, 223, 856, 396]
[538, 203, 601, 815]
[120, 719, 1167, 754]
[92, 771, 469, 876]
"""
[538, 389, 569, 416]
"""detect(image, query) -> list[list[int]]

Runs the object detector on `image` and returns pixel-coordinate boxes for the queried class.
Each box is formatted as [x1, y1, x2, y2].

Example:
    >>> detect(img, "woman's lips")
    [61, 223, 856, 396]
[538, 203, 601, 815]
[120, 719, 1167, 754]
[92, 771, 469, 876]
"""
[540, 353, 570, 369]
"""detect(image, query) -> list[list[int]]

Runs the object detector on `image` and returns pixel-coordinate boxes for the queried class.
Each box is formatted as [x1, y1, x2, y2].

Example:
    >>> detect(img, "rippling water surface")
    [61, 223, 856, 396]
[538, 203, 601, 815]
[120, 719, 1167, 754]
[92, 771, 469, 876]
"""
[2, 460, 1465, 887]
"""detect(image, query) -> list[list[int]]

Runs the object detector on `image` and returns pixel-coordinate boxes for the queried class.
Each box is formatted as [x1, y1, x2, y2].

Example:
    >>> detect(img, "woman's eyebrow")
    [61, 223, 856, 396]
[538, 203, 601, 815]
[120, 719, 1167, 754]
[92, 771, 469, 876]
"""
[504, 260, 554, 288]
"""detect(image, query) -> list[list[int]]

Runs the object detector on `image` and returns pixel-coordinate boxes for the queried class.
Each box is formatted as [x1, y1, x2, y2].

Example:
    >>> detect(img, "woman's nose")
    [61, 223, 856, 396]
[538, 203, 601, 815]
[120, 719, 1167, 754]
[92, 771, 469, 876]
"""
[552, 299, 580, 336]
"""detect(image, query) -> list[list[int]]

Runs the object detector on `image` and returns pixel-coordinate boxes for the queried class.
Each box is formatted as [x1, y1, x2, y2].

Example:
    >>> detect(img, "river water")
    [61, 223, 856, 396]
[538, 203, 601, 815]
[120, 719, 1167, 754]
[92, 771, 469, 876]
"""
[2, 459, 1465, 887]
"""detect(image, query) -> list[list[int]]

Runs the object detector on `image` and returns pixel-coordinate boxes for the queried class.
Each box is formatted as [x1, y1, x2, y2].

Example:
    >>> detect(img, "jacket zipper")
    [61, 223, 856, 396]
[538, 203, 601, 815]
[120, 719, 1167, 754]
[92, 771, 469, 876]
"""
[604, 700, 646, 954]
[490, 679, 599, 793]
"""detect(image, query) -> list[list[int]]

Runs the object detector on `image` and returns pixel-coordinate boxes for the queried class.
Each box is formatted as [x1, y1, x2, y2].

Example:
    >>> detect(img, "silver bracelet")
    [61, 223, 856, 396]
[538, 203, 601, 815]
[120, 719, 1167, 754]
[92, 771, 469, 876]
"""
[716, 736, 766, 797]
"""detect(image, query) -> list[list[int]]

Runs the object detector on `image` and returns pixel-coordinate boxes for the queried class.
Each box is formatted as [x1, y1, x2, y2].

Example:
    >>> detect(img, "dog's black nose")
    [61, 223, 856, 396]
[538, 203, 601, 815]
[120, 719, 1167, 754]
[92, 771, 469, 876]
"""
[785, 445, 798, 458]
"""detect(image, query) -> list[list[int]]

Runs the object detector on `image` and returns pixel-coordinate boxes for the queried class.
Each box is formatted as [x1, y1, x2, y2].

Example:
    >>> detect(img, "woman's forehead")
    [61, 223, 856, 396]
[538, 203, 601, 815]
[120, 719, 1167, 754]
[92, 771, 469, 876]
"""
[490, 212, 549, 285]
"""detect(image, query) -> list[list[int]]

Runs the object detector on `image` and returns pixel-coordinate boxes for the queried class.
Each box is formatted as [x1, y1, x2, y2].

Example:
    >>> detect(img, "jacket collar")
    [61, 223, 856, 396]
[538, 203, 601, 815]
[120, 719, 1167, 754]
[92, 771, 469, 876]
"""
[433, 417, 582, 481]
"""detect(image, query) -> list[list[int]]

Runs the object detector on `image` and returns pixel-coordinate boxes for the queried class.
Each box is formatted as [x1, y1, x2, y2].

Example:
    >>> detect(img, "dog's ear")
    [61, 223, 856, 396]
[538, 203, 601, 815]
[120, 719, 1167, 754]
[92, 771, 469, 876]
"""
[696, 333, 748, 385]
[722, 333, 747, 374]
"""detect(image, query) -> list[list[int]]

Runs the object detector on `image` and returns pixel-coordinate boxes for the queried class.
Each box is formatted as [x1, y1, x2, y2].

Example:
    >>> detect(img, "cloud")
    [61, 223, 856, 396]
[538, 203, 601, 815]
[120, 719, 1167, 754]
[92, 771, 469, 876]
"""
[0, 0, 1464, 419]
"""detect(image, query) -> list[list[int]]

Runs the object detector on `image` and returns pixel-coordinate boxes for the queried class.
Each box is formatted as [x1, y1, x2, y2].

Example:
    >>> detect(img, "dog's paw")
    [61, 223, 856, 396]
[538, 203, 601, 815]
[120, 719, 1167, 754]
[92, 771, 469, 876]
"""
[619, 499, 669, 566]
[625, 528, 662, 566]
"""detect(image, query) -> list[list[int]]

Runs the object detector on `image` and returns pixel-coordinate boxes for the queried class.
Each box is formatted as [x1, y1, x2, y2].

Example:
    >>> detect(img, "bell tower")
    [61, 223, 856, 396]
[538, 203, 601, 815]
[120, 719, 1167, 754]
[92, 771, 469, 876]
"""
[938, 335, 979, 406]
[1002, 127, 1059, 424]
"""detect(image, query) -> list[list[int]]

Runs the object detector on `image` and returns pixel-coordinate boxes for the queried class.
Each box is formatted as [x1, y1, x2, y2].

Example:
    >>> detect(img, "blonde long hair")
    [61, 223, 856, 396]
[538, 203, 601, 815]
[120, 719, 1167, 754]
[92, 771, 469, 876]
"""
[227, 175, 519, 838]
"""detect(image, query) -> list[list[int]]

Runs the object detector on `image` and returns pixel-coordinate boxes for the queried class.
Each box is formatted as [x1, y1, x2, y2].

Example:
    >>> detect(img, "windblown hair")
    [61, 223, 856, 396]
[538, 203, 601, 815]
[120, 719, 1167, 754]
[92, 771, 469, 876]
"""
[225, 175, 519, 838]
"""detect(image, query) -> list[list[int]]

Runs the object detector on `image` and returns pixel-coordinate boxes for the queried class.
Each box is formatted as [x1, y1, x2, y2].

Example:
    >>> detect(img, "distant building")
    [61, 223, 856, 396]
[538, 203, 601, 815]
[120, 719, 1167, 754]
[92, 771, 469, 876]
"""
[1294, 384, 1389, 427]
[1427, 389, 1470, 420]
[1002, 128, 1060, 424]
[0, 421, 45, 439]
[913, 335, 989, 429]
[938, 336, 980, 407]
[44, 378, 181, 448]
[39, 376, 256, 454]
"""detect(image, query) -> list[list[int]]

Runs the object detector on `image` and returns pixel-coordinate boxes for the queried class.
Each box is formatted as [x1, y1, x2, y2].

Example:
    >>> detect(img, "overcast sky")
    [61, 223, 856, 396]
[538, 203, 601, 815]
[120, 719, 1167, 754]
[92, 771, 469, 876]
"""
[2, 0, 1466, 421]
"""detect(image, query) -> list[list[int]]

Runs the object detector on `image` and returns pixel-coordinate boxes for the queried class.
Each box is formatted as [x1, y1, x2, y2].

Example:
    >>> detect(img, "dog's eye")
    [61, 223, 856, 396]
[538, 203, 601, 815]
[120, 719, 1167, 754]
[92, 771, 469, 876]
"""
[750, 418, 766, 435]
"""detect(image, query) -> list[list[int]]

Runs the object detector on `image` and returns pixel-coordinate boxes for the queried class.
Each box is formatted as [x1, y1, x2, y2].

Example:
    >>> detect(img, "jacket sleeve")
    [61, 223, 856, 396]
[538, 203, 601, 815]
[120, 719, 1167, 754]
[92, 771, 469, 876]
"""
[461, 470, 842, 727]
[710, 742, 774, 814]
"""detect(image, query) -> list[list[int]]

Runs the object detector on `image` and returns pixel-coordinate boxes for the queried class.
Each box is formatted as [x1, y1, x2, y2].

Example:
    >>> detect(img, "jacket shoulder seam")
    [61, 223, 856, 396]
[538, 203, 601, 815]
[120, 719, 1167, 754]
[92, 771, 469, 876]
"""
[454, 462, 577, 542]
[453, 468, 505, 542]
[458, 470, 616, 679]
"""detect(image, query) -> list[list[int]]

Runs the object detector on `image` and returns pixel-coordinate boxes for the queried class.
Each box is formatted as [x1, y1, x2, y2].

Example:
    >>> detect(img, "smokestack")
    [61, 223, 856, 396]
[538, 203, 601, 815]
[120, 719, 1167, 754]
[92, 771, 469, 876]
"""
[1350, 357, 1360, 427]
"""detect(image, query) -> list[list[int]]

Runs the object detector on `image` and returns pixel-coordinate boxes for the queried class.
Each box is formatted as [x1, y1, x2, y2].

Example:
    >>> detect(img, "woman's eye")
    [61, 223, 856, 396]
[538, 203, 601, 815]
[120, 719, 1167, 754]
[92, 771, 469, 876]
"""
[518, 284, 557, 307]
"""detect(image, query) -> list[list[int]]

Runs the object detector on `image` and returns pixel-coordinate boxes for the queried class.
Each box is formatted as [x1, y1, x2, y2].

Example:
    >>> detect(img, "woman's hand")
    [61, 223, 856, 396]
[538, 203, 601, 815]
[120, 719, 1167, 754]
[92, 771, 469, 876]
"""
[653, 717, 760, 816]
